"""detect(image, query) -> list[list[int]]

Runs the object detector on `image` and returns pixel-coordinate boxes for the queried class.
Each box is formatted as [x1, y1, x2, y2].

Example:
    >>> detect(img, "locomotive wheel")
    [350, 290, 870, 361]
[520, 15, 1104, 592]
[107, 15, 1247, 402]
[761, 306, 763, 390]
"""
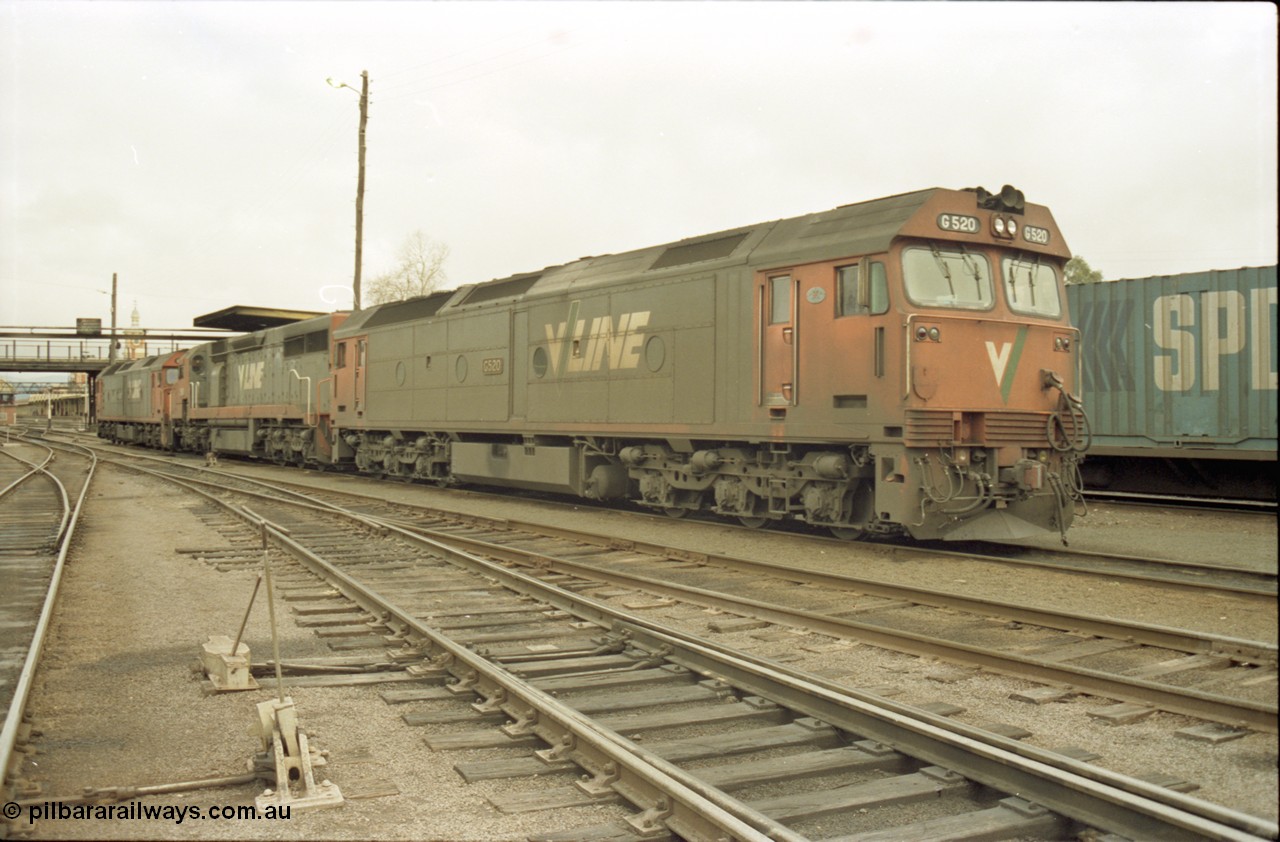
[829, 526, 867, 541]
[737, 516, 769, 529]
[663, 507, 687, 519]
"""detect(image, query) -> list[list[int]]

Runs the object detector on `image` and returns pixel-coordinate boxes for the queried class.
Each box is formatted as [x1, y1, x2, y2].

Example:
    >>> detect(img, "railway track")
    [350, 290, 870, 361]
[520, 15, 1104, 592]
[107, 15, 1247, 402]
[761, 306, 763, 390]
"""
[68, 447, 1280, 731]
[67, 435, 1277, 600]
[0, 434, 95, 805]
[51, 442, 1276, 839]
[1086, 489, 1278, 513]
[911, 540, 1275, 601]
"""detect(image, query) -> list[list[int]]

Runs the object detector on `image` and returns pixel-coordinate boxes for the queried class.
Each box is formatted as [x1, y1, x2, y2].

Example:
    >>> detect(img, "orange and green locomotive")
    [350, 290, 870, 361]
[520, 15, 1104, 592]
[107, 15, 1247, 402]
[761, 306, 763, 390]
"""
[100, 185, 1089, 541]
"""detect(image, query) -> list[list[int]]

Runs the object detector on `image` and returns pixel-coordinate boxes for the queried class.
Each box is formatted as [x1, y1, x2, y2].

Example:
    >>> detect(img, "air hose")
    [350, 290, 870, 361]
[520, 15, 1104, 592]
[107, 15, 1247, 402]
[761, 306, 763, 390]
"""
[1042, 370, 1092, 453]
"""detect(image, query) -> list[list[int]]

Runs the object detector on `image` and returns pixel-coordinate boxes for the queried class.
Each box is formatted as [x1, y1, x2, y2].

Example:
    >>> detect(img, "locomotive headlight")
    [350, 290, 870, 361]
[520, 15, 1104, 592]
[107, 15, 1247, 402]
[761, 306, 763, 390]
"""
[993, 217, 1006, 235]
[1007, 220, 1018, 237]
[927, 327, 941, 342]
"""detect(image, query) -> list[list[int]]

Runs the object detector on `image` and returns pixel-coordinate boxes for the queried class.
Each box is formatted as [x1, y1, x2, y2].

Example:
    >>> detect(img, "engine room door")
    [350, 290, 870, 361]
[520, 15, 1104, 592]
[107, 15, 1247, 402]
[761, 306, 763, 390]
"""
[333, 336, 368, 418]
[759, 272, 797, 406]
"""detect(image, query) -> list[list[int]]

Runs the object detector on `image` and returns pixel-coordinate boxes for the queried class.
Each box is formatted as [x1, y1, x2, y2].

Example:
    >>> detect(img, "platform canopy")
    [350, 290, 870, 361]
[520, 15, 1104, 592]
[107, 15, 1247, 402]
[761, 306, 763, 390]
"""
[193, 305, 326, 332]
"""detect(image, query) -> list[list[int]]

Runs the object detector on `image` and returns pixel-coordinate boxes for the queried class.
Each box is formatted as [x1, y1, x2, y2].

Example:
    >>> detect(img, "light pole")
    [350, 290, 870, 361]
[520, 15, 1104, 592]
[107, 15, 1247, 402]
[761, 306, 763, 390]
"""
[328, 71, 370, 311]
[109, 272, 118, 363]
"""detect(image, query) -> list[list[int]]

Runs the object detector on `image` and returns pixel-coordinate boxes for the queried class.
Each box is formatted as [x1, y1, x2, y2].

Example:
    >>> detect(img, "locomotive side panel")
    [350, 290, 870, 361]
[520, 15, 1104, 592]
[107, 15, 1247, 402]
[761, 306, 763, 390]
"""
[713, 267, 754, 431]
[607, 275, 716, 427]
[671, 325, 715, 426]
[411, 321, 449, 423]
[366, 324, 415, 424]
[447, 309, 511, 423]
[221, 335, 267, 412]
[526, 292, 612, 424]
[523, 277, 717, 428]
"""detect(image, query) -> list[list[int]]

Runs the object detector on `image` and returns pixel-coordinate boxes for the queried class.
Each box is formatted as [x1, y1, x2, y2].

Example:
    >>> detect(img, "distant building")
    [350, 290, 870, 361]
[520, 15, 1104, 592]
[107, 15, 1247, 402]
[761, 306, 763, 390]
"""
[124, 301, 145, 360]
[0, 378, 14, 424]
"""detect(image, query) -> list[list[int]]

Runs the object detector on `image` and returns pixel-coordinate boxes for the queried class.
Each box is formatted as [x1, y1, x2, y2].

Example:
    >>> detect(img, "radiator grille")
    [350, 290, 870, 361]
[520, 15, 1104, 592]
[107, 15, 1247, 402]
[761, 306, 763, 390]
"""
[985, 411, 1053, 444]
[904, 410, 956, 445]
[905, 410, 1077, 447]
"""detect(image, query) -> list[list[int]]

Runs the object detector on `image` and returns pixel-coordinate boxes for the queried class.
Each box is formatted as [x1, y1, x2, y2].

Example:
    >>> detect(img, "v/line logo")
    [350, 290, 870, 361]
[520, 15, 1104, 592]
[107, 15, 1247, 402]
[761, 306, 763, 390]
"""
[544, 302, 651, 375]
[984, 325, 1028, 404]
[236, 361, 265, 390]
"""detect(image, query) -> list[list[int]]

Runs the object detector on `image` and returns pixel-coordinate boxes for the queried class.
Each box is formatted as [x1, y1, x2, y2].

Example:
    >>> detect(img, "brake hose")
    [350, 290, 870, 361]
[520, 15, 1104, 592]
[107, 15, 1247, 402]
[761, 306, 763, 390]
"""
[1042, 370, 1092, 453]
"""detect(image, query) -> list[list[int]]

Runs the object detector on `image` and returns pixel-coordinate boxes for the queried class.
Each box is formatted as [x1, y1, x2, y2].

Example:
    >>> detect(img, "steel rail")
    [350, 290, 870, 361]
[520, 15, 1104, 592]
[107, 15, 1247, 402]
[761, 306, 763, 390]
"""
[0, 441, 95, 803]
[77, 452, 1279, 730]
[390, 521, 1276, 662]
[232, 515, 798, 842]
[380, 523, 1278, 734]
[902, 541, 1275, 599]
[260, 461, 1275, 597]
[0, 441, 56, 500]
[80, 455, 793, 842]
[62, 438, 1275, 596]
[380, 520, 1279, 841]
[97, 454, 1271, 646]
[74, 455, 1276, 840]
[217, 489, 1278, 840]
[215, 464, 1279, 597]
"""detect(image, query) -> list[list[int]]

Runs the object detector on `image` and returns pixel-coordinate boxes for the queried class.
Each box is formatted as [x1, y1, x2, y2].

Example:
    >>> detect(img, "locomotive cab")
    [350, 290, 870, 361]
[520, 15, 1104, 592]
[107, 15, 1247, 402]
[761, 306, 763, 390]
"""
[875, 187, 1087, 540]
[750, 186, 1086, 541]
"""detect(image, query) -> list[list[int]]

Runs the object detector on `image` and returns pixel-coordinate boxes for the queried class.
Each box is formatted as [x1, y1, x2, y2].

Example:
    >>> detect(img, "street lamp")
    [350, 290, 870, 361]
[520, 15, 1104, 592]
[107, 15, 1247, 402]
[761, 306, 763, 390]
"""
[328, 72, 369, 311]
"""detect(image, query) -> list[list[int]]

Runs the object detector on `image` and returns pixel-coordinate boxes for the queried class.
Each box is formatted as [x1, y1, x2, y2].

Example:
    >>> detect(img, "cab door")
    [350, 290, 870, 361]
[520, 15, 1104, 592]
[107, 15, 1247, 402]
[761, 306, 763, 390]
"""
[758, 271, 797, 408]
[332, 336, 368, 421]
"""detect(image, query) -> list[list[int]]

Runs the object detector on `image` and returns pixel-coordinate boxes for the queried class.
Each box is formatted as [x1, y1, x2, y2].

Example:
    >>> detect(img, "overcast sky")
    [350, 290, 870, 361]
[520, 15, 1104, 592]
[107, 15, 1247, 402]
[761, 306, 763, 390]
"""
[2, 1, 1275, 334]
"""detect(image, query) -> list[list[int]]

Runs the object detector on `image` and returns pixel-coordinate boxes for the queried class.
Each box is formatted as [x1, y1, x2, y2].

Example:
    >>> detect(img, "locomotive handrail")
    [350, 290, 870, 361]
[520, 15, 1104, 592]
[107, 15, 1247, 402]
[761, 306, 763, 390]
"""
[289, 369, 313, 426]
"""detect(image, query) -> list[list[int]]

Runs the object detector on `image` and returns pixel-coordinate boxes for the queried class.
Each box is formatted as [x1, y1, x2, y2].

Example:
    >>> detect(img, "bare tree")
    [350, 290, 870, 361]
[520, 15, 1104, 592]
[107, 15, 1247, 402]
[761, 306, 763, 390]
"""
[366, 231, 450, 304]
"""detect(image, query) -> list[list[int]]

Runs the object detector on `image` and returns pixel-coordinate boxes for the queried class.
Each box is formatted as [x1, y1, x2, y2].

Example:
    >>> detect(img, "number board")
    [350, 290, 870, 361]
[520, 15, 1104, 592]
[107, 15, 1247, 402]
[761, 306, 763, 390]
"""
[482, 357, 504, 375]
[1023, 226, 1051, 245]
[937, 213, 979, 234]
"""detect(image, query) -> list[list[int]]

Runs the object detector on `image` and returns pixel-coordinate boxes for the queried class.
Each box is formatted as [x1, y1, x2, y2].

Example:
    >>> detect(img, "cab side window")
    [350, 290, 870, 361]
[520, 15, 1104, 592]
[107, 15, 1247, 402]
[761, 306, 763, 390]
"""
[867, 261, 888, 314]
[837, 265, 860, 316]
[769, 275, 792, 324]
[836, 261, 889, 316]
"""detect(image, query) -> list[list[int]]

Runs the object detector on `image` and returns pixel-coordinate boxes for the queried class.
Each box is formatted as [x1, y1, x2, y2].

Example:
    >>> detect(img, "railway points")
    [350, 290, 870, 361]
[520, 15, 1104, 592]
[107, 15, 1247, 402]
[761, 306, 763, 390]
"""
[3, 436, 1275, 840]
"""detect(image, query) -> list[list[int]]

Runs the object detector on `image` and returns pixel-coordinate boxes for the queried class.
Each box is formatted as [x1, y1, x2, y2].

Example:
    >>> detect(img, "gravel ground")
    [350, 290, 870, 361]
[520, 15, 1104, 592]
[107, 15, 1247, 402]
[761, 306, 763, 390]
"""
[17, 467, 630, 840]
[13, 459, 1278, 839]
